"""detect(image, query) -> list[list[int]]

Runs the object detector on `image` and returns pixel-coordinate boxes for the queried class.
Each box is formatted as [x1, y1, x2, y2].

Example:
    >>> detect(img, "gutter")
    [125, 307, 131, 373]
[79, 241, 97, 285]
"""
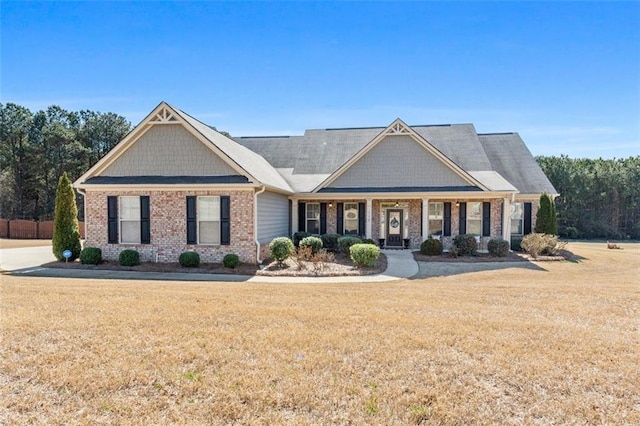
[254, 185, 266, 264]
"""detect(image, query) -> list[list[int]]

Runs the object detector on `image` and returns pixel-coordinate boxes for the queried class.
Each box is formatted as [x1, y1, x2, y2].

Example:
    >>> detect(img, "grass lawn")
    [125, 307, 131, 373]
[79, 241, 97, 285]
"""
[1, 242, 638, 424]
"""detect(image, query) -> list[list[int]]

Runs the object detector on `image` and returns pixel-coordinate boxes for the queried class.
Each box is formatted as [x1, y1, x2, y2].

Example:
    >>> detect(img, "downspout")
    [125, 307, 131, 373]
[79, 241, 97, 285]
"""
[254, 185, 266, 264]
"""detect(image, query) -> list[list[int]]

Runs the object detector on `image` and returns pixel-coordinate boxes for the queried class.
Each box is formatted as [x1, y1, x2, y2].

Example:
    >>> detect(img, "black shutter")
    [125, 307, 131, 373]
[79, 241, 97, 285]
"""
[320, 203, 327, 234]
[459, 202, 467, 235]
[443, 202, 452, 236]
[107, 196, 118, 243]
[420, 202, 423, 236]
[336, 202, 344, 234]
[298, 202, 306, 232]
[220, 195, 231, 245]
[186, 196, 197, 244]
[482, 202, 491, 237]
[358, 202, 366, 237]
[140, 196, 150, 244]
[524, 202, 532, 235]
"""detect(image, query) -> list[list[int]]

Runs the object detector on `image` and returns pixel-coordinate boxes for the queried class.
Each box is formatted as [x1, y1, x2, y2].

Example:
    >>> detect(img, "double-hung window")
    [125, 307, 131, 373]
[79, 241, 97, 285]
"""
[198, 196, 220, 245]
[428, 202, 444, 237]
[119, 196, 141, 244]
[467, 202, 483, 236]
[306, 203, 320, 234]
[107, 195, 150, 244]
[343, 203, 359, 235]
[511, 202, 524, 235]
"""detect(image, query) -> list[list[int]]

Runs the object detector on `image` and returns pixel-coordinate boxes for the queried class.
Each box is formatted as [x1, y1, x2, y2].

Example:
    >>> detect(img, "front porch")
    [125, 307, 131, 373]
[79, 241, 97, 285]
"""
[292, 197, 517, 250]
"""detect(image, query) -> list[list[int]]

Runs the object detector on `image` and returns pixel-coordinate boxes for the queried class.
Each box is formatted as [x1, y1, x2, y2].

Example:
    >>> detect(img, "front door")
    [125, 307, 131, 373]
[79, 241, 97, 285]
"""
[386, 209, 403, 247]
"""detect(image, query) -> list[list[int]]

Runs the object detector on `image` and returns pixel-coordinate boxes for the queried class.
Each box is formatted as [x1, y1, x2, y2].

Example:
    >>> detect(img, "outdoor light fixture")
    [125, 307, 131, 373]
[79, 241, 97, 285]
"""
[395, 201, 399, 207]
[329, 202, 333, 207]
[455, 201, 460, 207]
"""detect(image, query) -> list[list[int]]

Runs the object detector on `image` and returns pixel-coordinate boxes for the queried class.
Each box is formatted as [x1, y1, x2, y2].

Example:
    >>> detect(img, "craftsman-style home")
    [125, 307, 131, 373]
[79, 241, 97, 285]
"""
[74, 102, 557, 263]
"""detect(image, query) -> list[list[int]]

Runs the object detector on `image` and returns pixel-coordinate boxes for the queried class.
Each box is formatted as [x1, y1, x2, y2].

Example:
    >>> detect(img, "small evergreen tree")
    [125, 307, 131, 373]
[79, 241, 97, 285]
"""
[535, 192, 558, 235]
[52, 172, 82, 261]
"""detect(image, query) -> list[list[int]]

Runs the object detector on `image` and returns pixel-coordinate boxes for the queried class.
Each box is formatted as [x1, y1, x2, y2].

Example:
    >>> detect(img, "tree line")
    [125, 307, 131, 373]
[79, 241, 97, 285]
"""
[536, 155, 640, 239]
[0, 103, 132, 221]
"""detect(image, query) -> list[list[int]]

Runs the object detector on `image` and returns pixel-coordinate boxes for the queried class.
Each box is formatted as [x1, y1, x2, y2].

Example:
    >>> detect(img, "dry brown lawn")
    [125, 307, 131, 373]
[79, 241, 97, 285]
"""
[1, 242, 638, 425]
[0, 238, 52, 249]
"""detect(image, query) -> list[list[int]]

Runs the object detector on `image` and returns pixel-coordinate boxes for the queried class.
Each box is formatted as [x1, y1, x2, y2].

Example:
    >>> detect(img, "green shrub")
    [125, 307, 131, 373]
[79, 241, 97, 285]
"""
[448, 247, 459, 257]
[293, 232, 312, 247]
[511, 237, 523, 252]
[565, 226, 580, 239]
[487, 239, 509, 257]
[535, 193, 558, 235]
[361, 238, 377, 245]
[420, 237, 443, 256]
[337, 236, 362, 253]
[270, 237, 295, 264]
[119, 249, 140, 266]
[349, 243, 381, 268]
[179, 251, 200, 267]
[79, 247, 102, 265]
[300, 236, 323, 254]
[52, 172, 82, 262]
[521, 233, 566, 258]
[320, 233, 341, 252]
[453, 234, 478, 256]
[223, 253, 240, 268]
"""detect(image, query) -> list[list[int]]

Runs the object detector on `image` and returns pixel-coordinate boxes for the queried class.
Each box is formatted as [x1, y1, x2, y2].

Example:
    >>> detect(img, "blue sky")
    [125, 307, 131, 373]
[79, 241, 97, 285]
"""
[2, 1, 639, 158]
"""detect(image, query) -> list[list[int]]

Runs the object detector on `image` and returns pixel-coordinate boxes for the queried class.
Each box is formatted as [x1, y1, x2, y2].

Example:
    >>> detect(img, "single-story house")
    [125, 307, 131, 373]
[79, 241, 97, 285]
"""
[74, 101, 557, 263]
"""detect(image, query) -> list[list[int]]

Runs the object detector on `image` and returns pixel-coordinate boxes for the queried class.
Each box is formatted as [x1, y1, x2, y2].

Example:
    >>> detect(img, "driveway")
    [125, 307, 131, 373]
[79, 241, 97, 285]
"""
[0, 244, 56, 272]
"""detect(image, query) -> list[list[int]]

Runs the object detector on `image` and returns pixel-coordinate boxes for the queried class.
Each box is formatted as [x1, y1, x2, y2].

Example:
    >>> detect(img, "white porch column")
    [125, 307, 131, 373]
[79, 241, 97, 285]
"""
[365, 198, 373, 238]
[291, 199, 298, 236]
[502, 197, 512, 244]
[422, 198, 429, 241]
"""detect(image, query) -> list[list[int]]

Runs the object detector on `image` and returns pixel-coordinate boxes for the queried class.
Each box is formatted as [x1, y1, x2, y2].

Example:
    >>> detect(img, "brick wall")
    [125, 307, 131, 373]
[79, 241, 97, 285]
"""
[84, 189, 256, 263]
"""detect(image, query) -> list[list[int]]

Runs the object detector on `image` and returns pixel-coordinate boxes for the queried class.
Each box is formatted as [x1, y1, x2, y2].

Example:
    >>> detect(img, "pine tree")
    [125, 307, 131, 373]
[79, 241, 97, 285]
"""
[535, 192, 558, 235]
[52, 172, 82, 261]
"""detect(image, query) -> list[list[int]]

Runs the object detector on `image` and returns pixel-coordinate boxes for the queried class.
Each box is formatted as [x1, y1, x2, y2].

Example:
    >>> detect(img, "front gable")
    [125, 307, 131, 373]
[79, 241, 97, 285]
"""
[316, 119, 487, 192]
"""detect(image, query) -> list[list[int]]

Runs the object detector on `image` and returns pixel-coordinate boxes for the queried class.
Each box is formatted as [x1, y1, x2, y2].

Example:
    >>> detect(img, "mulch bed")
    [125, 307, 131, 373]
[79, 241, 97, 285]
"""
[42, 252, 388, 277]
[413, 251, 529, 263]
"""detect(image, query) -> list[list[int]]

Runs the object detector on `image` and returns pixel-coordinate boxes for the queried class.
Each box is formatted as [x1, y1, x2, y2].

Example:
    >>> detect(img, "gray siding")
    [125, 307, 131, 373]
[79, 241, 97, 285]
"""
[331, 135, 472, 188]
[257, 191, 289, 243]
[102, 124, 238, 177]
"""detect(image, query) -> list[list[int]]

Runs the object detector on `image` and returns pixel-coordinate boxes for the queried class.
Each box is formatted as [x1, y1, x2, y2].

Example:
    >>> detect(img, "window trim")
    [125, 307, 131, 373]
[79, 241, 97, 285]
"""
[466, 201, 483, 236]
[197, 196, 221, 245]
[428, 202, 444, 237]
[119, 196, 141, 244]
[343, 202, 359, 235]
[510, 202, 524, 236]
[305, 202, 320, 234]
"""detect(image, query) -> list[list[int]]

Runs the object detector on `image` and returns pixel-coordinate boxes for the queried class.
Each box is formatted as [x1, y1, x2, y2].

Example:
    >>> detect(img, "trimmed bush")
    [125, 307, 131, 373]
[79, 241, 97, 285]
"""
[521, 233, 565, 258]
[179, 251, 200, 267]
[337, 236, 362, 254]
[270, 237, 295, 264]
[511, 237, 523, 252]
[487, 238, 509, 257]
[420, 237, 443, 256]
[223, 253, 240, 268]
[448, 247, 459, 258]
[300, 236, 323, 254]
[349, 243, 381, 268]
[52, 172, 82, 262]
[535, 192, 558, 235]
[293, 232, 312, 247]
[79, 247, 102, 265]
[453, 234, 478, 256]
[361, 238, 377, 245]
[320, 233, 341, 252]
[119, 249, 140, 266]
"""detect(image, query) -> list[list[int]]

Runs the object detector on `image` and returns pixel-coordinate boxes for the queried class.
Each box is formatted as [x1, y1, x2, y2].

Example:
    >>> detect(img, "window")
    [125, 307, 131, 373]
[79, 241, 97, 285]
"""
[198, 196, 220, 244]
[344, 203, 359, 235]
[467, 202, 482, 236]
[511, 202, 523, 235]
[306, 203, 320, 234]
[428, 202, 443, 237]
[120, 196, 141, 244]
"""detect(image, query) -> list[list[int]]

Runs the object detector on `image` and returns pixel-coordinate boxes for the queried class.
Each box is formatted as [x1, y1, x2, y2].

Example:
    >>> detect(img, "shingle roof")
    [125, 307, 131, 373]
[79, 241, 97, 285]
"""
[173, 105, 293, 193]
[478, 133, 557, 194]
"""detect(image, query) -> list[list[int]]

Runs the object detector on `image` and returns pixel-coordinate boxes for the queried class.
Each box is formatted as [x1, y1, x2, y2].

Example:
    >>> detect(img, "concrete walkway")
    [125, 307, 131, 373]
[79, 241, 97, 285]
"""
[1, 246, 419, 283]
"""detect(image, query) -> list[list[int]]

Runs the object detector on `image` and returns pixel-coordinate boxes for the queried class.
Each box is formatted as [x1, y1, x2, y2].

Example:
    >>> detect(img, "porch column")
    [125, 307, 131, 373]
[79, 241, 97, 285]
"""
[422, 198, 429, 241]
[502, 197, 512, 245]
[365, 198, 372, 238]
[291, 199, 298, 236]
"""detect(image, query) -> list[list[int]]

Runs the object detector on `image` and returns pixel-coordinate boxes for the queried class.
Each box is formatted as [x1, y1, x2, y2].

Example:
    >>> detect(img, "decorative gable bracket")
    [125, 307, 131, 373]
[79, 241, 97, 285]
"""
[149, 107, 181, 124]
[385, 121, 411, 135]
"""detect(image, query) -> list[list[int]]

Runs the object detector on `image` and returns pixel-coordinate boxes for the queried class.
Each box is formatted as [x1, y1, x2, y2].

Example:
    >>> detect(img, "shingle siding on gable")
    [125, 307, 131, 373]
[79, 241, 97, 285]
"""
[330, 135, 472, 189]
[101, 124, 238, 177]
[256, 191, 289, 243]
